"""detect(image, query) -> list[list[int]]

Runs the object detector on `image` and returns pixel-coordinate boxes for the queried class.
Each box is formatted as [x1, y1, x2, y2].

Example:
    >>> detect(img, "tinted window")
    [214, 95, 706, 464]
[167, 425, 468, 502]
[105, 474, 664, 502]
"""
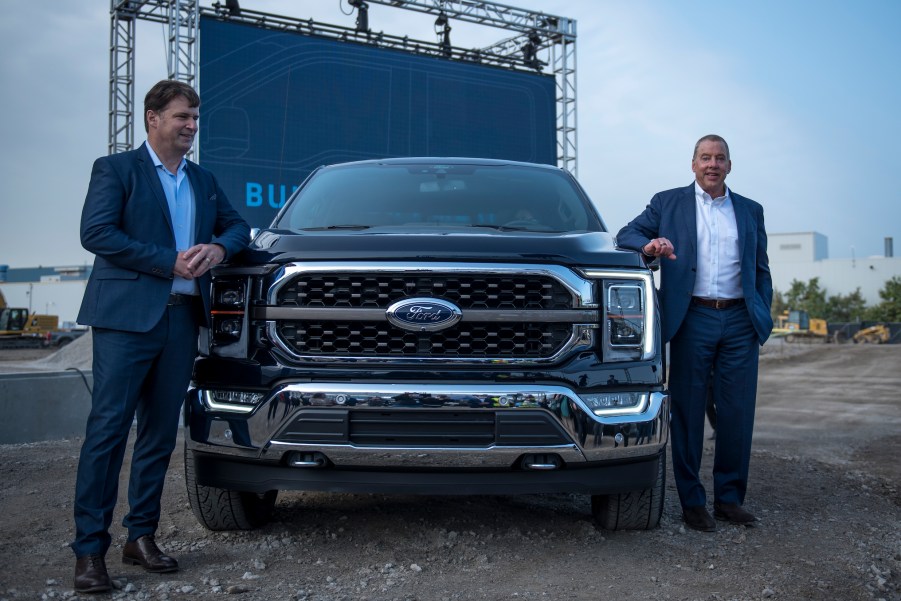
[275, 163, 603, 233]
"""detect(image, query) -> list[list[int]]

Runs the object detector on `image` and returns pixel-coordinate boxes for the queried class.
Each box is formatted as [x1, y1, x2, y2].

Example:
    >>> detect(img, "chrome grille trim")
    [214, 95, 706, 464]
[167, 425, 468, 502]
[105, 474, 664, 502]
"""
[268, 262, 598, 308]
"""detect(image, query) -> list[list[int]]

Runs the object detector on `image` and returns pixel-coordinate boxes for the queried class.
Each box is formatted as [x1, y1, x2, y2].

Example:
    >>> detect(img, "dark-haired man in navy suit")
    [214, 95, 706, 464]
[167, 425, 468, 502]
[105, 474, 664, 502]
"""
[616, 134, 772, 532]
[71, 80, 249, 592]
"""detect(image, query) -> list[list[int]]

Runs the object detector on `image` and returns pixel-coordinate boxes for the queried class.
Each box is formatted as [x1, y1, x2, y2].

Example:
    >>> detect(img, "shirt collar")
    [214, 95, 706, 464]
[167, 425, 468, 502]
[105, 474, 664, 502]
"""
[694, 181, 730, 205]
[145, 142, 187, 175]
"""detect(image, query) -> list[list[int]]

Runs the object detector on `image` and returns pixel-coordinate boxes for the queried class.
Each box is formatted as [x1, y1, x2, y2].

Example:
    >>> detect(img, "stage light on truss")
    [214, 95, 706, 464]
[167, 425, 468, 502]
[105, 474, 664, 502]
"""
[212, 0, 240, 16]
[348, 0, 370, 33]
[435, 12, 452, 56]
[521, 31, 546, 70]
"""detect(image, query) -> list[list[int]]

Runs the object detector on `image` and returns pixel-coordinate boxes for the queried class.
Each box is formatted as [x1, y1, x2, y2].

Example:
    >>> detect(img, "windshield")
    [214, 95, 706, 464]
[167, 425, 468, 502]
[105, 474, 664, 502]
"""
[274, 162, 603, 233]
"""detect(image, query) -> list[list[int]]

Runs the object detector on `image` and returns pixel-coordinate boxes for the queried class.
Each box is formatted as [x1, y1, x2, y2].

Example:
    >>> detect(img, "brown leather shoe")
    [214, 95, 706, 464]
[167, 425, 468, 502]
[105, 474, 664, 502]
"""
[74, 554, 111, 594]
[714, 502, 757, 525]
[682, 505, 716, 532]
[122, 535, 178, 573]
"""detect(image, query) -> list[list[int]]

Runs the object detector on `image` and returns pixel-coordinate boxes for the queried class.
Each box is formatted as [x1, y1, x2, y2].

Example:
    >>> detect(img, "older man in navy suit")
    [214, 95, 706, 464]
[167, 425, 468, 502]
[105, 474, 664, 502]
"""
[71, 80, 249, 592]
[616, 134, 772, 532]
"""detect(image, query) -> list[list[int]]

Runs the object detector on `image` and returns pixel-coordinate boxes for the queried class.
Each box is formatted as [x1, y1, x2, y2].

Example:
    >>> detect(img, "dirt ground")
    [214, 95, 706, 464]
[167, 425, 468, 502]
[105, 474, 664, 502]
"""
[0, 341, 899, 601]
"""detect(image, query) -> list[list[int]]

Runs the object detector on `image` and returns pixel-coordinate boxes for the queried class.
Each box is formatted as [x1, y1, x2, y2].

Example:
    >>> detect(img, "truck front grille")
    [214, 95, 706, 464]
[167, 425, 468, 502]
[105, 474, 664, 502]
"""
[277, 273, 573, 310]
[265, 264, 598, 364]
[277, 320, 573, 358]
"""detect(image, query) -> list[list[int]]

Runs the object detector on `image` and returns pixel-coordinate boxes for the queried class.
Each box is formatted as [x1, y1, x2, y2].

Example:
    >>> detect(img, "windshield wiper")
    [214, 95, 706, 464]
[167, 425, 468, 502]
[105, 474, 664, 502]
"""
[468, 224, 558, 232]
[465, 224, 527, 231]
[301, 225, 372, 231]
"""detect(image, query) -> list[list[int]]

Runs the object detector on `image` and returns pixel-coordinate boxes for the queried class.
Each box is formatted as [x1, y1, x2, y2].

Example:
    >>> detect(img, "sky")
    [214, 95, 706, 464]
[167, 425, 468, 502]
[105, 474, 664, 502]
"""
[1, 0, 899, 270]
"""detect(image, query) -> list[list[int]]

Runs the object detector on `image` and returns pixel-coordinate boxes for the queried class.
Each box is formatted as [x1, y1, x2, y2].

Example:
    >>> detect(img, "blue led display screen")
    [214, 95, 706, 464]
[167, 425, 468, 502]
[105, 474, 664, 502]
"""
[198, 16, 557, 227]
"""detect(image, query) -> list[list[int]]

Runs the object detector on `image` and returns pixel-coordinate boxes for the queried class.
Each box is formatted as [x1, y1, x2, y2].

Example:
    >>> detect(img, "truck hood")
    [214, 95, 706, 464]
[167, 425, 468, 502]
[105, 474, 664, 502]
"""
[235, 228, 642, 268]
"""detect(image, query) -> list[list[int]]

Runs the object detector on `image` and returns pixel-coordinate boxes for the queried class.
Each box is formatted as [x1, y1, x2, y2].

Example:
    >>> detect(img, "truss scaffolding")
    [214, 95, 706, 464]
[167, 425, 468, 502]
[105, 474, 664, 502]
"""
[109, 0, 577, 173]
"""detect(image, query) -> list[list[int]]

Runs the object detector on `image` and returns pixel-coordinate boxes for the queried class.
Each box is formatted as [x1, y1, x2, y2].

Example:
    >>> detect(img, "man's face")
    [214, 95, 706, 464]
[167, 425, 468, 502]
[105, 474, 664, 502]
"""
[691, 140, 731, 197]
[146, 95, 199, 159]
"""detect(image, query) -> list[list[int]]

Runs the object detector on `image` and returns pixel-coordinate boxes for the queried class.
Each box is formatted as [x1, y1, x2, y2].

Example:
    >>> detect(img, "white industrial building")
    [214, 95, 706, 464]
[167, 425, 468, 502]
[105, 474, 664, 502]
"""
[769, 233, 900, 305]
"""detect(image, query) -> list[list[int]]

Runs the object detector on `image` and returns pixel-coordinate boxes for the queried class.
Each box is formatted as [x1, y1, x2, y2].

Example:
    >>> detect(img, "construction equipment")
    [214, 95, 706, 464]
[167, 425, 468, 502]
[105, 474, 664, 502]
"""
[771, 309, 831, 343]
[853, 324, 890, 344]
[0, 289, 60, 348]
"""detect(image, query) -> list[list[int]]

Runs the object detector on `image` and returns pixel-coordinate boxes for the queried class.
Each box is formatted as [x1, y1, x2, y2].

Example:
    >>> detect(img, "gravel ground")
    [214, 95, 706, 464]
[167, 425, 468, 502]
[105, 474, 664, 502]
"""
[0, 341, 899, 601]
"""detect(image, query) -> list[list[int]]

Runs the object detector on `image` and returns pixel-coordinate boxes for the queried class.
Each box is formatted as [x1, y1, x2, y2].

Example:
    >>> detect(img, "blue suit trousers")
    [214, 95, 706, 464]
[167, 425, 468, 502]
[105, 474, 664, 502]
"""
[71, 303, 198, 557]
[668, 302, 759, 509]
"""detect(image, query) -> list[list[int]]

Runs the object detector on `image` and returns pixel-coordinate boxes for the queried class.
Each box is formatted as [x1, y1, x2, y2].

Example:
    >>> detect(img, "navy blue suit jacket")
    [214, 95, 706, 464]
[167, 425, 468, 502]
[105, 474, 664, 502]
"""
[77, 143, 249, 332]
[616, 184, 773, 345]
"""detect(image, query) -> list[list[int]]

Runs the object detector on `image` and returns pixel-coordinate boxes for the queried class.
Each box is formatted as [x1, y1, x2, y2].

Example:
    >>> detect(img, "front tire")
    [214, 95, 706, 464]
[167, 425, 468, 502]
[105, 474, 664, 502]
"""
[184, 446, 277, 531]
[591, 449, 666, 530]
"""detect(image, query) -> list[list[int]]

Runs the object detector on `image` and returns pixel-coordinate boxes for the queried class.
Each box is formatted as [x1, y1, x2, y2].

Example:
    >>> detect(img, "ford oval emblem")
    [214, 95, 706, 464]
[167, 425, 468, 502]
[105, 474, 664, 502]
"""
[386, 297, 462, 332]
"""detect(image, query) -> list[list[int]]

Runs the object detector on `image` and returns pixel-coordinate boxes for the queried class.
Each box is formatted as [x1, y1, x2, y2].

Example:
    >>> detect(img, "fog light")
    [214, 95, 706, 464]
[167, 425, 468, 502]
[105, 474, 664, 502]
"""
[212, 390, 263, 404]
[202, 389, 265, 413]
[581, 392, 647, 416]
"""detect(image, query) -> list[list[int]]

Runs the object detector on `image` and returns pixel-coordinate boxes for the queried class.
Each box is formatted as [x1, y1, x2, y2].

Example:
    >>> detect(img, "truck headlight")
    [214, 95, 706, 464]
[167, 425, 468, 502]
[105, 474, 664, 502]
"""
[217, 286, 245, 306]
[605, 282, 645, 360]
[210, 279, 248, 346]
[214, 317, 242, 339]
[580, 270, 658, 362]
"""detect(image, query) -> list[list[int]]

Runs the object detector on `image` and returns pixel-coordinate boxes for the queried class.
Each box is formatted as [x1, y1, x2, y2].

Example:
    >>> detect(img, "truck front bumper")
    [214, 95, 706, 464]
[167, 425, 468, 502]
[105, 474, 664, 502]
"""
[187, 383, 667, 484]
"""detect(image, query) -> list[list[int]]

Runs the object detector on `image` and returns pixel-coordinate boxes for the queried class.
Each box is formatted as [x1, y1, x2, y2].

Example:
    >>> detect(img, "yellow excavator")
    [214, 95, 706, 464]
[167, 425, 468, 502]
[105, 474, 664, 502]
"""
[771, 309, 831, 343]
[0, 289, 60, 348]
[853, 324, 890, 344]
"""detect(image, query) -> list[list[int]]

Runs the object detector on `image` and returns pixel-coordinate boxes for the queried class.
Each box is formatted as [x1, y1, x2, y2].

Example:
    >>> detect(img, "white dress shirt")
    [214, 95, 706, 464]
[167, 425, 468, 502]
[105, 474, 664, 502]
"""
[692, 182, 743, 300]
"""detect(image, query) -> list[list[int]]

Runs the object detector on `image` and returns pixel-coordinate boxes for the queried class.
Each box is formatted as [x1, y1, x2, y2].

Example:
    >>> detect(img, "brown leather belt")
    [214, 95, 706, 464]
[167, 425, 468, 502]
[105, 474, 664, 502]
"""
[691, 297, 745, 310]
[167, 293, 197, 306]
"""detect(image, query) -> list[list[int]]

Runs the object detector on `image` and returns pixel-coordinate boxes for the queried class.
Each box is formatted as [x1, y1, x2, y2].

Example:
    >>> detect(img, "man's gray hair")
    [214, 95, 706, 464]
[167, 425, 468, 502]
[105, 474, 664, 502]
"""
[693, 134, 730, 160]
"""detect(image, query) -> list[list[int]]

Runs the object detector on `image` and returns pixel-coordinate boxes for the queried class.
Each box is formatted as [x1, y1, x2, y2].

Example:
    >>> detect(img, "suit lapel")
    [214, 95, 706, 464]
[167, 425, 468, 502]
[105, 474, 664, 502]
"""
[186, 161, 208, 241]
[137, 143, 175, 233]
[677, 184, 697, 261]
[731, 192, 750, 262]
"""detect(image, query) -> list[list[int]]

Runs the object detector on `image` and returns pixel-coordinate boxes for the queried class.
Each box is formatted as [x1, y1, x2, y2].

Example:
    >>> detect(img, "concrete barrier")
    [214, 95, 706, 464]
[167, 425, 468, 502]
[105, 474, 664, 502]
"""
[0, 370, 93, 444]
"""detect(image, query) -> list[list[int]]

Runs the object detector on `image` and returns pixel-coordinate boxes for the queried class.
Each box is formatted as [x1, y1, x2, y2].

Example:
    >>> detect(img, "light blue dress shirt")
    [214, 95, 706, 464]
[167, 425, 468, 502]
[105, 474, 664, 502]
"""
[145, 142, 197, 295]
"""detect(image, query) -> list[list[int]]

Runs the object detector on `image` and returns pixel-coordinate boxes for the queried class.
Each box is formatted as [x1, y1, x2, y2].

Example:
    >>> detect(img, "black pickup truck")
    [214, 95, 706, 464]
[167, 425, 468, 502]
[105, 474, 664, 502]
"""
[184, 157, 669, 531]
